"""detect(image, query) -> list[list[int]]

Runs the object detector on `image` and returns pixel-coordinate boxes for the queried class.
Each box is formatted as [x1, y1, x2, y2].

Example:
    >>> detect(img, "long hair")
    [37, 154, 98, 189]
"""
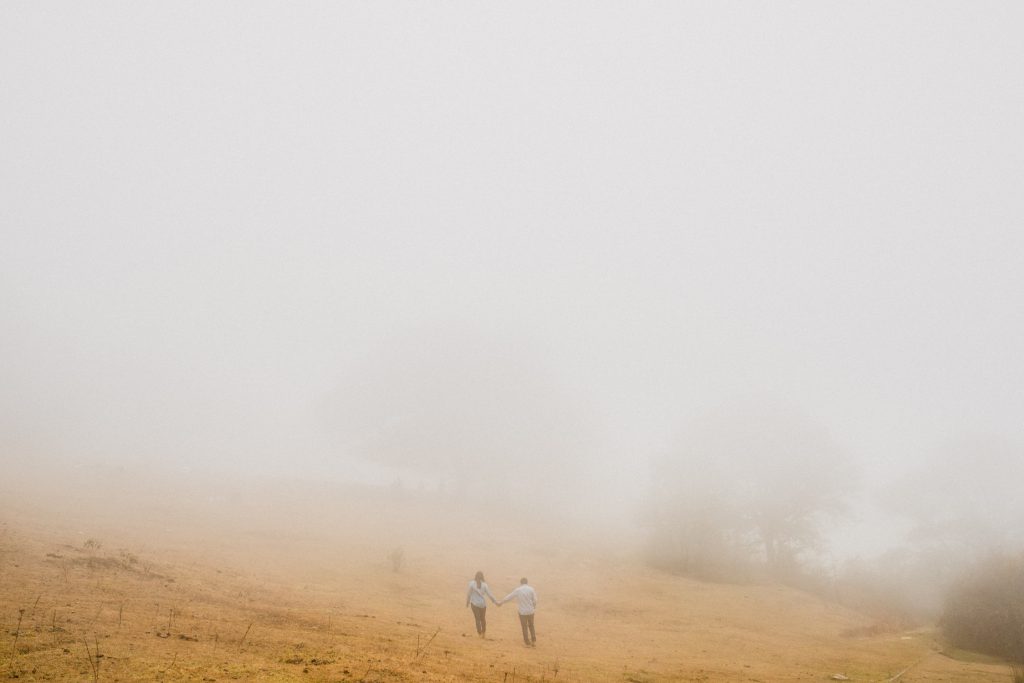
[474, 571, 484, 588]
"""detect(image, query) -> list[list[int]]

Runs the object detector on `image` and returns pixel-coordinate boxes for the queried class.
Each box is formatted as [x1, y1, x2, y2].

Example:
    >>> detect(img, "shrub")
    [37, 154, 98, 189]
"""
[942, 553, 1024, 663]
[388, 547, 404, 572]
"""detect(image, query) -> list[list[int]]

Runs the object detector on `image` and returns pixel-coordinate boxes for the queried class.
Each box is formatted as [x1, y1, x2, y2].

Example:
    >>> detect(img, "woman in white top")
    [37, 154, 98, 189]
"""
[465, 570, 499, 637]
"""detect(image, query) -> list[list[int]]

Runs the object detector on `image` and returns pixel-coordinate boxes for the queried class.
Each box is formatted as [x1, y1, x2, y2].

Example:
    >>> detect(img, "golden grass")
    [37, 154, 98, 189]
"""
[0, 482, 1014, 682]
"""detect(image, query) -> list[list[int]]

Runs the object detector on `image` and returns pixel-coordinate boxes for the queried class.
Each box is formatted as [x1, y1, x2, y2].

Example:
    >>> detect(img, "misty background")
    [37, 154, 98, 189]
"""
[2, 2, 1023, 611]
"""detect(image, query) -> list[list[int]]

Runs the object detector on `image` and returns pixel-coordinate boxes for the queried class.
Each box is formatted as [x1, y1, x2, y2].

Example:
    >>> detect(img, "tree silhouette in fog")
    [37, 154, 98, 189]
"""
[871, 437, 1024, 613]
[885, 437, 1024, 553]
[328, 328, 593, 504]
[648, 405, 854, 579]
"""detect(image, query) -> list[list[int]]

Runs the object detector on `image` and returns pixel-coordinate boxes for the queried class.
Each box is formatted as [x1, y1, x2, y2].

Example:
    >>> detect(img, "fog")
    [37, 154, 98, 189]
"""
[3, 2, 1024, 614]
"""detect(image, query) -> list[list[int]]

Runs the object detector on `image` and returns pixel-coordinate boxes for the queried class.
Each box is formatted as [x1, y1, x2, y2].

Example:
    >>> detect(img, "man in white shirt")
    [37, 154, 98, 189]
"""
[499, 577, 538, 646]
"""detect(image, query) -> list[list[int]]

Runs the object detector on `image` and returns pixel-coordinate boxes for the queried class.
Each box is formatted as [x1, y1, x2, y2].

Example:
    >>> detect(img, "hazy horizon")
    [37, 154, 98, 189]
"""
[3, 2, 1023, 566]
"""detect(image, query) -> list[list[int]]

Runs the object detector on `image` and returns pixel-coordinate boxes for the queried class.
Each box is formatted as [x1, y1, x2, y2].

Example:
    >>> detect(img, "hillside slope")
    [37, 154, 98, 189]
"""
[0, 477, 1013, 682]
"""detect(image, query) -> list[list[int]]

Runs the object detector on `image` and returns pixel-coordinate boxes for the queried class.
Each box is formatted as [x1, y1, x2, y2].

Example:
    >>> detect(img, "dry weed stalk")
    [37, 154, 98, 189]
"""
[88, 602, 104, 628]
[83, 635, 100, 682]
[414, 627, 440, 659]
[160, 651, 178, 676]
[29, 594, 42, 621]
[239, 622, 253, 650]
[9, 608, 25, 667]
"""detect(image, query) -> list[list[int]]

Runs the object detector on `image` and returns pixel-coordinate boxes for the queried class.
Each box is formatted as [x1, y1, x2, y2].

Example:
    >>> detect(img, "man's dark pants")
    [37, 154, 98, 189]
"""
[518, 613, 536, 644]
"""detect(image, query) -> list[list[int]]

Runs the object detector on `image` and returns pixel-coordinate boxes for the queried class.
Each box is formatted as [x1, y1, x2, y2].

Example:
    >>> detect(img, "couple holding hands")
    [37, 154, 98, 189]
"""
[466, 571, 538, 646]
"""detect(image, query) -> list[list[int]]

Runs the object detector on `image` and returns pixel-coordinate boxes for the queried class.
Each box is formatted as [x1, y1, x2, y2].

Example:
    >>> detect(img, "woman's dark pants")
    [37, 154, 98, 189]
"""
[471, 605, 486, 635]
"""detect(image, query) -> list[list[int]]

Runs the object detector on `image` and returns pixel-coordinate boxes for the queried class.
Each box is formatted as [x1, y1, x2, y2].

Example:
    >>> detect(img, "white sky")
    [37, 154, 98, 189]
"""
[2, 3, 1022, 529]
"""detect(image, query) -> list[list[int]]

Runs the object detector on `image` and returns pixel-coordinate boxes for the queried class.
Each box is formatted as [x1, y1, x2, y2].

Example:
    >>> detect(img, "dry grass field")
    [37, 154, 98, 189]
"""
[0, 470, 1015, 682]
